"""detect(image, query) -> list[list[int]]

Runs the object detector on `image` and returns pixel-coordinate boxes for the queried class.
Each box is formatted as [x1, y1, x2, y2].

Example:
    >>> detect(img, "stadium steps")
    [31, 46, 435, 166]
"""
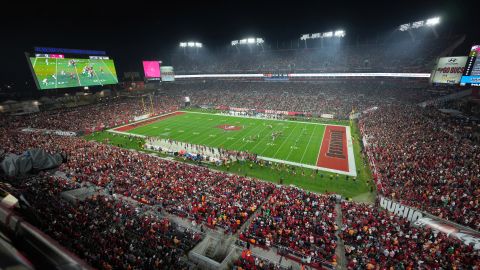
[236, 193, 274, 236]
[334, 203, 347, 270]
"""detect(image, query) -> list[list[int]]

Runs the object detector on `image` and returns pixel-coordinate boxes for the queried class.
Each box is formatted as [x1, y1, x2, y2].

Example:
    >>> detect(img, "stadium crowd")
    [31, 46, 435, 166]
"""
[360, 105, 480, 230]
[173, 36, 458, 74]
[1, 79, 480, 269]
[8, 96, 179, 133]
[164, 81, 444, 119]
[240, 187, 338, 266]
[341, 201, 480, 269]
[6, 175, 201, 270]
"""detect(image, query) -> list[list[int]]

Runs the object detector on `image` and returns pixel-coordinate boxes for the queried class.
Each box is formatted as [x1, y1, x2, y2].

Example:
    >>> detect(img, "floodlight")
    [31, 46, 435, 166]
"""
[239, 39, 247, 44]
[399, 23, 410, 31]
[323, 31, 333, 38]
[411, 20, 425, 29]
[311, 33, 321, 39]
[257, 38, 264, 44]
[334, 30, 345, 37]
[247, 38, 255, 44]
[195, 42, 202, 48]
[179, 42, 187, 47]
[426, 17, 440, 26]
[187, 42, 195, 47]
[231, 40, 239, 46]
[300, 34, 309, 40]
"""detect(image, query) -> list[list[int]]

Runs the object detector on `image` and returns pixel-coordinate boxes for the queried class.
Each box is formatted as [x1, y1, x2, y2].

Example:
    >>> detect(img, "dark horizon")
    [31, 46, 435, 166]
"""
[0, 0, 475, 90]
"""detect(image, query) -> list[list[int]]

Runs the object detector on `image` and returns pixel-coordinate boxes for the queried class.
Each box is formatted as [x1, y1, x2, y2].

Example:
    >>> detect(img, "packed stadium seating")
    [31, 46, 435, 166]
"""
[240, 187, 338, 266]
[172, 36, 460, 74]
[360, 105, 480, 230]
[341, 201, 480, 269]
[1, 80, 479, 269]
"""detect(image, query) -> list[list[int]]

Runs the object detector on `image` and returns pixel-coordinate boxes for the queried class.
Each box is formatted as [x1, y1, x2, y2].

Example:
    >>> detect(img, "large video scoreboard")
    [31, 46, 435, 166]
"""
[460, 45, 480, 86]
[26, 47, 118, 90]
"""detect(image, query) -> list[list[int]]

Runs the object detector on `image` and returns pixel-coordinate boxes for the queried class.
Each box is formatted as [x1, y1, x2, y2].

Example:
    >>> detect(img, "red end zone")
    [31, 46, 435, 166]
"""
[114, 112, 185, 132]
[317, 125, 349, 172]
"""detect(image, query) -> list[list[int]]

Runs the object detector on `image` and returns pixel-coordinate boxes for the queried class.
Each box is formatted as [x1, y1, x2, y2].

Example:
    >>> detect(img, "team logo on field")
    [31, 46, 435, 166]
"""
[216, 124, 242, 131]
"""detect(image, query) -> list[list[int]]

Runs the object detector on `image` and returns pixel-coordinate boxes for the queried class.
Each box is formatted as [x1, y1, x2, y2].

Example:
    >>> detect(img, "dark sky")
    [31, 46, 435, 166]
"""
[0, 0, 474, 87]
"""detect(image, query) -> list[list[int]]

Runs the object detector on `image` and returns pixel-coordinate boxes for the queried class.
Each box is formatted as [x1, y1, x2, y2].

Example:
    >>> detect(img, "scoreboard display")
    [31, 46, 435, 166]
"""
[460, 45, 480, 86]
[27, 51, 118, 90]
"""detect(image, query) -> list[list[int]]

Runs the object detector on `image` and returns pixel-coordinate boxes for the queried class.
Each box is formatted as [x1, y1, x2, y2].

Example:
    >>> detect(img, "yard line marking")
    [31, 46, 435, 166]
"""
[180, 110, 347, 128]
[237, 124, 271, 150]
[300, 125, 317, 164]
[272, 124, 300, 159]
[249, 125, 285, 152]
[88, 59, 103, 85]
[55, 58, 58, 89]
[101, 59, 118, 82]
[32, 57, 38, 68]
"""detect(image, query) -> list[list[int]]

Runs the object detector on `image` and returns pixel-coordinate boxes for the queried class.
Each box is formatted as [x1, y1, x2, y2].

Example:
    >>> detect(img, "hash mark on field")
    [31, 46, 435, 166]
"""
[266, 143, 276, 146]
[227, 137, 236, 140]
[178, 130, 184, 133]
[290, 146, 299, 149]
[193, 132, 200, 135]
[164, 128, 171, 131]
[209, 134, 216, 137]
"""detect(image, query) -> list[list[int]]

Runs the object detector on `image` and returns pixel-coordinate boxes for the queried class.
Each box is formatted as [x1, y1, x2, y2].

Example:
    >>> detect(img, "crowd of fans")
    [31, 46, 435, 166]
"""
[163, 80, 444, 119]
[341, 201, 480, 269]
[172, 36, 458, 74]
[240, 187, 338, 266]
[360, 105, 480, 230]
[6, 175, 201, 270]
[1, 79, 479, 269]
[7, 96, 179, 133]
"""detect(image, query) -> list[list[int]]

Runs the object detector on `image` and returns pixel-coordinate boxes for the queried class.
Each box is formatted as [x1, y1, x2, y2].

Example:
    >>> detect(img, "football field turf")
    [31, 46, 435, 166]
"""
[29, 57, 118, 89]
[114, 111, 356, 175]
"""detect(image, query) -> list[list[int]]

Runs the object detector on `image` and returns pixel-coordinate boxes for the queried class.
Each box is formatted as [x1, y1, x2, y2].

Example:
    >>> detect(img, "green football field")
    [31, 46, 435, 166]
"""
[125, 112, 341, 167]
[29, 57, 118, 90]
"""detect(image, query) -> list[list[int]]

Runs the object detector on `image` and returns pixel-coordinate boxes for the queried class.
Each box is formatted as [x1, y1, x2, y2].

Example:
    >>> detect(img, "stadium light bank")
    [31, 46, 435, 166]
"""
[179, 41, 203, 48]
[399, 17, 440, 31]
[231, 37, 265, 46]
[300, 30, 345, 48]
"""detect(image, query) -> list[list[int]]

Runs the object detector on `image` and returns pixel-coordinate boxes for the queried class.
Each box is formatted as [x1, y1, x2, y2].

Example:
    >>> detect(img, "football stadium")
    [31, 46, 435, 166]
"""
[1, 2, 479, 270]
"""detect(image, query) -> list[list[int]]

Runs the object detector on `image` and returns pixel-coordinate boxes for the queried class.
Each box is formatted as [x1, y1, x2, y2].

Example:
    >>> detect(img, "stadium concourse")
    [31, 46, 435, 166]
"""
[1, 78, 480, 269]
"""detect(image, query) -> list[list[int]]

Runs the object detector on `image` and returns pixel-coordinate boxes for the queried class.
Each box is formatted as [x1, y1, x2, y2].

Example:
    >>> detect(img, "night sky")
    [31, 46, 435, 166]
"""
[0, 0, 475, 89]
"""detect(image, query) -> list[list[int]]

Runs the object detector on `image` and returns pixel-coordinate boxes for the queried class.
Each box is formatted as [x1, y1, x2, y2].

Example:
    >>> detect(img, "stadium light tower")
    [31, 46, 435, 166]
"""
[398, 16, 441, 40]
[179, 41, 202, 54]
[426, 17, 440, 26]
[334, 30, 346, 37]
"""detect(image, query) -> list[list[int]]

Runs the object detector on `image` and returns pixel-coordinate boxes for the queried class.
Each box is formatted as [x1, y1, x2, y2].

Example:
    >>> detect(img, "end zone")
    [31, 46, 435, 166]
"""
[316, 125, 356, 176]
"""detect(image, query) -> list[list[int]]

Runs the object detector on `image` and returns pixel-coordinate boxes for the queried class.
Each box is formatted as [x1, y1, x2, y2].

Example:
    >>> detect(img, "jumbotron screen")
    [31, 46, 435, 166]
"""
[27, 54, 118, 90]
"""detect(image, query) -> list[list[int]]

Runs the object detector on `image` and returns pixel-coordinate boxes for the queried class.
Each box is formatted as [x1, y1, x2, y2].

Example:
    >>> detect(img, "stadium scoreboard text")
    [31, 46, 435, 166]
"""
[431, 57, 467, 84]
[460, 45, 480, 86]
